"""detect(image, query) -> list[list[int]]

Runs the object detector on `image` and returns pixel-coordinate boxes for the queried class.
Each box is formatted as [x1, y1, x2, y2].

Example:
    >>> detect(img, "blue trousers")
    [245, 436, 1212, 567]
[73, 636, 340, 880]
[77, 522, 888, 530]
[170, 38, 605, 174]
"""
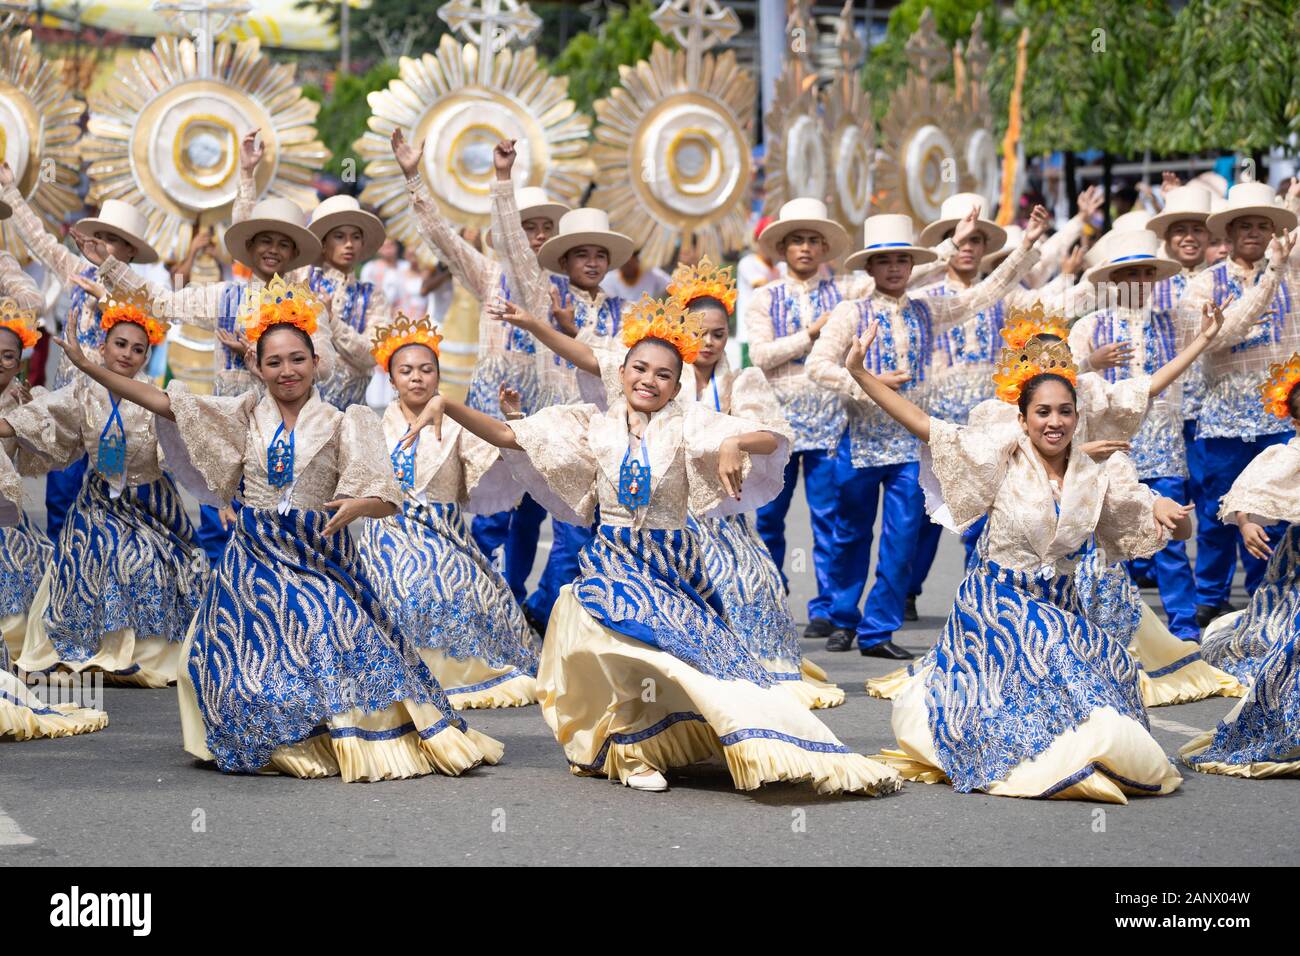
[197, 504, 234, 564]
[1195, 432, 1292, 606]
[908, 513, 985, 596]
[524, 517, 595, 629]
[471, 494, 549, 604]
[1130, 420, 1204, 585]
[44, 455, 88, 542]
[1128, 475, 1200, 639]
[754, 447, 838, 621]
[825, 434, 924, 647]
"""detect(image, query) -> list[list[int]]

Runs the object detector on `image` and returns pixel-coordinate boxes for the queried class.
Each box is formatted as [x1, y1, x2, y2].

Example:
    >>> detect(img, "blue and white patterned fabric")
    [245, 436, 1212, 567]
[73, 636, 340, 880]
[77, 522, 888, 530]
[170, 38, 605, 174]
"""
[50, 267, 105, 390]
[845, 297, 932, 467]
[358, 500, 539, 676]
[0, 513, 51, 620]
[924, 285, 1005, 424]
[189, 505, 463, 773]
[689, 512, 800, 674]
[43, 472, 208, 665]
[214, 282, 249, 396]
[924, 554, 1148, 793]
[466, 272, 549, 419]
[1073, 543, 1145, 647]
[1153, 273, 1201, 420]
[573, 524, 776, 686]
[767, 279, 848, 451]
[308, 268, 376, 410]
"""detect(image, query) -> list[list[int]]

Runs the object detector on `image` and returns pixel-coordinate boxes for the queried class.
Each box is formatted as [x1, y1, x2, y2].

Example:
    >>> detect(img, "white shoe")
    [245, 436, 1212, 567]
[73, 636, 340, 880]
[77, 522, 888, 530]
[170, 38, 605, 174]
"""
[625, 770, 669, 792]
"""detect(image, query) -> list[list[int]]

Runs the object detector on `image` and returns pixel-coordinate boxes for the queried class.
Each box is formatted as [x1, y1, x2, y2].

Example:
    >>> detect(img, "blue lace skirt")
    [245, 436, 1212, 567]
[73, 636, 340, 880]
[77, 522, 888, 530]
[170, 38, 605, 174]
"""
[467, 351, 542, 419]
[923, 557, 1148, 792]
[44, 472, 207, 664]
[690, 513, 800, 670]
[357, 500, 538, 674]
[1202, 525, 1300, 685]
[0, 512, 51, 621]
[188, 506, 463, 773]
[573, 524, 775, 686]
[1073, 544, 1144, 647]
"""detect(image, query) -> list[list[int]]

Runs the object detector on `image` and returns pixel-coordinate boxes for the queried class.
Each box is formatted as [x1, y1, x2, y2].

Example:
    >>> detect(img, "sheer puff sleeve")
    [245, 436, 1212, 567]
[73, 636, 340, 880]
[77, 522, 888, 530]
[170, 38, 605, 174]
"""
[921, 416, 1022, 532]
[459, 427, 521, 516]
[2, 383, 84, 472]
[1075, 372, 1151, 443]
[727, 367, 789, 432]
[501, 403, 599, 525]
[683, 403, 791, 518]
[157, 380, 256, 506]
[0, 447, 21, 524]
[1095, 452, 1168, 563]
[1218, 437, 1300, 525]
[336, 405, 403, 506]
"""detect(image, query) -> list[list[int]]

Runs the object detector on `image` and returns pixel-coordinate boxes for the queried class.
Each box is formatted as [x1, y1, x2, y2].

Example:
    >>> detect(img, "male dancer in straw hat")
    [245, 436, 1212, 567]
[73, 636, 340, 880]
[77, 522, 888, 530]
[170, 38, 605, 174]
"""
[235, 130, 389, 410]
[490, 139, 636, 630]
[806, 204, 1050, 658]
[0, 162, 164, 540]
[1178, 180, 1300, 622]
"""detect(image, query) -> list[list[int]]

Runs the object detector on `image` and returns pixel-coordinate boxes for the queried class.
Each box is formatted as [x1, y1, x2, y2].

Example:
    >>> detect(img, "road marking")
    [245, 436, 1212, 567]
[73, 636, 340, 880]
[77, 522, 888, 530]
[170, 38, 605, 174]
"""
[0, 800, 35, 845]
[1149, 716, 1203, 738]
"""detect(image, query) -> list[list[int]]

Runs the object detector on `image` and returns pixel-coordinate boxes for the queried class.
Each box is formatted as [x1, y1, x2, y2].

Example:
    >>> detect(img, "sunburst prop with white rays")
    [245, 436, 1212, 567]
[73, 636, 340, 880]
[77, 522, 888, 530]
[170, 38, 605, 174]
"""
[820, 0, 874, 239]
[762, 54, 827, 219]
[954, 14, 1002, 214]
[80, 34, 330, 264]
[355, 33, 594, 253]
[0, 29, 84, 263]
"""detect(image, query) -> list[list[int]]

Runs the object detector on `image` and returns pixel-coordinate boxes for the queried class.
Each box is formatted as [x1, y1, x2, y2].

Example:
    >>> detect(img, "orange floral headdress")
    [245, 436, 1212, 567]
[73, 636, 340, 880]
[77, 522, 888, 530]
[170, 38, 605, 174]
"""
[1259, 352, 1300, 420]
[370, 312, 444, 369]
[620, 293, 703, 364]
[999, 302, 1070, 350]
[0, 298, 41, 349]
[100, 288, 169, 346]
[667, 256, 737, 315]
[239, 275, 321, 343]
[992, 338, 1078, 404]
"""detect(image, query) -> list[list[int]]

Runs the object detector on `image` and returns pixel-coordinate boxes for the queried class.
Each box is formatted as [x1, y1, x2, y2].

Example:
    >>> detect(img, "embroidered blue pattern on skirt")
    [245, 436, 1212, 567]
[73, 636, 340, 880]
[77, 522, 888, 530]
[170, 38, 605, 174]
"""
[44, 473, 208, 663]
[1073, 543, 1144, 647]
[357, 500, 539, 674]
[467, 351, 543, 419]
[573, 524, 775, 686]
[923, 556, 1147, 792]
[0, 512, 52, 618]
[1202, 525, 1300, 684]
[190, 506, 462, 773]
[689, 513, 800, 669]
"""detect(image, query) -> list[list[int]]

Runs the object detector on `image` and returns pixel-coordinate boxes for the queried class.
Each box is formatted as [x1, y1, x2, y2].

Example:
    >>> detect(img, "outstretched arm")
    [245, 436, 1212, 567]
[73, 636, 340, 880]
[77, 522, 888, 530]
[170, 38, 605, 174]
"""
[844, 321, 931, 442]
[400, 394, 522, 451]
[487, 295, 600, 376]
[1149, 300, 1224, 397]
[0, 162, 85, 281]
[50, 306, 174, 420]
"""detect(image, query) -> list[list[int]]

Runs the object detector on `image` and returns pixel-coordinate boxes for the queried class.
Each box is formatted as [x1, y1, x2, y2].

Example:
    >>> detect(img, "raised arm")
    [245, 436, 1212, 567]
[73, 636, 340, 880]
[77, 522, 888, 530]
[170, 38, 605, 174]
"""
[230, 129, 263, 224]
[844, 321, 931, 442]
[488, 296, 599, 376]
[97, 253, 223, 330]
[0, 163, 86, 281]
[401, 393, 521, 452]
[51, 324, 174, 420]
[1148, 301, 1224, 397]
[0, 250, 45, 312]
[488, 140, 552, 320]
[931, 205, 1049, 335]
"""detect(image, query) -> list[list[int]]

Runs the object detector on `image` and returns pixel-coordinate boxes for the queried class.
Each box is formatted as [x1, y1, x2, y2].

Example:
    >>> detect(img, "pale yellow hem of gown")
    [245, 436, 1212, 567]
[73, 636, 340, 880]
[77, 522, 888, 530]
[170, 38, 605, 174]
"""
[416, 647, 538, 710]
[16, 571, 180, 688]
[3, 611, 25, 664]
[1130, 603, 1245, 707]
[764, 657, 845, 710]
[865, 665, 911, 701]
[176, 618, 504, 782]
[1178, 732, 1300, 779]
[879, 668, 1183, 804]
[0, 670, 108, 740]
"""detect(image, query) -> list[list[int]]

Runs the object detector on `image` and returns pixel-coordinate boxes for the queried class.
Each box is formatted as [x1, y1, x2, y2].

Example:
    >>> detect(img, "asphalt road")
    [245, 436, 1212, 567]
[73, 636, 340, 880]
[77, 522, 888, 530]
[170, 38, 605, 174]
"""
[1, 474, 1293, 867]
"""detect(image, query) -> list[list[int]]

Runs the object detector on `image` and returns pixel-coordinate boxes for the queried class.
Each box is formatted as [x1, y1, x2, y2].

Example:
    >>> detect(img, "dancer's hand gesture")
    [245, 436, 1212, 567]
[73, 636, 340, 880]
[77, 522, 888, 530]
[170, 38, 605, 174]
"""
[1079, 439, 1129, 461]
[951, 205, 981, 247]
[1152, 497, 1194, 533]
[69, 229, 110, 267]
[1238, 518, 1273, 561]
[401, 393, 444, 448]
[240, 129, 264, 174]
[1268, 227, 1297, 268]
[499, 384, 523, 419]
[1088, 341, 1135, 370]
[52, 327, 90, 372]
[718, 435, 746, 500]
[494, 139, 517, 181]
[390, 128, 424, 181]
[487, 295, 538, 330]
[1022, 205, 1051, 245]
[1076, 184, 1104, 218]
[549, 286, 577, 335]
[321, 497, 390, 537]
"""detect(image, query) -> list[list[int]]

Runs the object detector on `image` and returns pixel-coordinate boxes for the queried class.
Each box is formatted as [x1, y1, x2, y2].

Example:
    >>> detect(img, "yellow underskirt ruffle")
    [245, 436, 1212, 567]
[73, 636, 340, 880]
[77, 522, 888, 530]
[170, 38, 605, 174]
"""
[1130, 603, 1245, 706]
[881, 666, 1182, 804]
[0, 670, 108, 740]
[17, 571, 180, 687]
[539, 586, 899, 796]
[865, 665, 911, 700]
[1179, 730, 1300, 779]
[3, 611, 25, 663]
[417, 648, 538, 709]
[764, 657, 845, 710]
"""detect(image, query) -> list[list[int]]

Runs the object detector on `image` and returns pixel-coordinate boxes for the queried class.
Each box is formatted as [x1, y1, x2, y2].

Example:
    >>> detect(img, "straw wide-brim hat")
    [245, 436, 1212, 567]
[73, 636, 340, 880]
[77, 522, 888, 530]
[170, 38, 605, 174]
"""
[1084, 230, 1181, 285]
[76, 199, 159, 264]
[980, 224, 1023, 271]
[757, 197, 852, 261]
[844, 214, 937, 272]
[309, 195, 386, 261]
[1084, 210, 1153, 269]
[1146, 185, 1212, 237]
[225, 197, 322, 273]
[918, 192, 1007, 250]
[536, 208, 634, 273]
[1206, 181, 1297, 237]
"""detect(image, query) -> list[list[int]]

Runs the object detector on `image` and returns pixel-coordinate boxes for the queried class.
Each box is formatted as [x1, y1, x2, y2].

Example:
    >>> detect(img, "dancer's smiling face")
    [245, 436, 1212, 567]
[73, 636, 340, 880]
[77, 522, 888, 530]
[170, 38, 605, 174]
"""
[389, 343, 440, 407]
[0, 328, 22, 387]
[247, 231, 299, 278]
[621, 339, 681, 414]
[1017, 376, 1078, 459]
[100, 323, 150, 378]
[256, 325, 318, 402]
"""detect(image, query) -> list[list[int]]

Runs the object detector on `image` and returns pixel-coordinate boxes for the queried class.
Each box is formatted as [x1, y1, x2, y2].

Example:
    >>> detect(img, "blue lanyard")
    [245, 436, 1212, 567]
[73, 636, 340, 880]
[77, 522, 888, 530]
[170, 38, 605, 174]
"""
[391, 431, 417, 489]
[267, 422, 295, 489]
[708, 373, 721, 412]
[96, 397, 127, 477]
[617, 436, 651, 510]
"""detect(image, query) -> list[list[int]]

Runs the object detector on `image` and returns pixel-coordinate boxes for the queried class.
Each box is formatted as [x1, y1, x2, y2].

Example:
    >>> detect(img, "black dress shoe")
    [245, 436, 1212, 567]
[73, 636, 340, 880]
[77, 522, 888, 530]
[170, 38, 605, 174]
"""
[803, 617, 834, 639]
[860, 640, 914, 660]
[1134, 573, 1158, 590]
[1195, 604, 1220, 629]
[825, 629, 856, 652]
[904, 595, 919, 622]
[1216, 600, 1239, 615]
[523, 607, 548, 639]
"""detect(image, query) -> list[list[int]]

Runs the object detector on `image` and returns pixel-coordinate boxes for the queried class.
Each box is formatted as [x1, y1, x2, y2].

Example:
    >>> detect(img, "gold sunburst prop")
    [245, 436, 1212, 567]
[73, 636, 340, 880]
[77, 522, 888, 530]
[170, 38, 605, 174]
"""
[590, 0, 753, 268]
[355, 29, 593, 253]
[822, 0, 874, 238]
[80, 34, 330, 264]
[0, 29, 84, 263]
[954, 14, 1001, 215]
[761, 2, 826, 219]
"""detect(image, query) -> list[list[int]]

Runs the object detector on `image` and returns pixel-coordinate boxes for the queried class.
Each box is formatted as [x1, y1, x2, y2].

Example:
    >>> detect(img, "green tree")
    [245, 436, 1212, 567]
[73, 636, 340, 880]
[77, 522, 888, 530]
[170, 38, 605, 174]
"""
[303, 61, 400, 178]
[547, 1, 671, 117]
[296, 0, 448, 65]
[1138, 0, 1300, 154]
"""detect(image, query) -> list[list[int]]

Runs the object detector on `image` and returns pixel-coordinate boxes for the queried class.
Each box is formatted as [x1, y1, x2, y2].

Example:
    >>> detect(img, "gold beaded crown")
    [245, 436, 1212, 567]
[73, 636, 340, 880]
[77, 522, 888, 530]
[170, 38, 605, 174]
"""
[238, 275, 322, 343]
[100, 287, 169, 346]
[993, 337, 1078, 404]
[1259, 352, 1300, 420]
[667, 256, 737, 315]
[620, 293, 704, 364]
[1000, 302, 1070, 350]
[370, 312, 444, 369]
[0, 298, 40, 349]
